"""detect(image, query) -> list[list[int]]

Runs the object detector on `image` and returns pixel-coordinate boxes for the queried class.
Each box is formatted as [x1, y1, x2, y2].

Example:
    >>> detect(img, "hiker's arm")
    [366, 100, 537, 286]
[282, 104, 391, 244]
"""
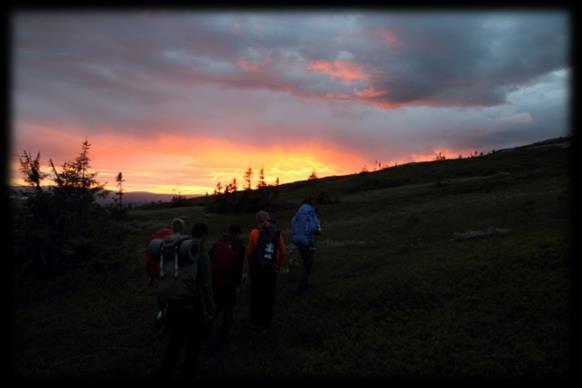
[235, 243, 245, 288]
[244, 230, 257, 275]
[198, 251, 215, 317]
[276, 234, 286, 271]
[208, 243, 216, 259]
[311, 213, 321, 235]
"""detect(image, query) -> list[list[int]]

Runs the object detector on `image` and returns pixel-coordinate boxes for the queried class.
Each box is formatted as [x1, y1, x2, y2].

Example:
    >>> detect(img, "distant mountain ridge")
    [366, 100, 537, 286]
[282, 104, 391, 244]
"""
[9, 187, 192, 206]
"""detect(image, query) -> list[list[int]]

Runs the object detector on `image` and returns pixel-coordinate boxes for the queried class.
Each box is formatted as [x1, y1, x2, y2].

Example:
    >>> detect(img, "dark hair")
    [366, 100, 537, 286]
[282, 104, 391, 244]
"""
[228, 224, 242, 235]
[191, 223, 209, 238]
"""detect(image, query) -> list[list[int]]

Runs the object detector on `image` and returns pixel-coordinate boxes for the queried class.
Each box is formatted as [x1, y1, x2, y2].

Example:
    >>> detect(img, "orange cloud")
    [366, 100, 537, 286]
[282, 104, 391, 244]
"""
[308, 60, 369, 82]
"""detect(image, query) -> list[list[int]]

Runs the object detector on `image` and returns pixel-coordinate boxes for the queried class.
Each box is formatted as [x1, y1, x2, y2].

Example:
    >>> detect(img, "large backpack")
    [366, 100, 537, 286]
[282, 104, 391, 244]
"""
[252, 223, 280, 272]
[211, 236, 242, 287]
[144, 228, 174, 281]
[291, 204, 320, 247]
[155, 235, 200, 306]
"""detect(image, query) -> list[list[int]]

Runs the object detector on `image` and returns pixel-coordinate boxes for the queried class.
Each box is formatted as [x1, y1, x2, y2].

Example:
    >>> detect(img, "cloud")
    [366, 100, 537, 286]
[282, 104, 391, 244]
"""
[11, 11, 570, 194]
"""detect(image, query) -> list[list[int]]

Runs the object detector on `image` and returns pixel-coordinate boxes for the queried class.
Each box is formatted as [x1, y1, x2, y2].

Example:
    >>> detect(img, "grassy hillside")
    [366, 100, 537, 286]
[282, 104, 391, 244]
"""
[9, 137, 573, 381]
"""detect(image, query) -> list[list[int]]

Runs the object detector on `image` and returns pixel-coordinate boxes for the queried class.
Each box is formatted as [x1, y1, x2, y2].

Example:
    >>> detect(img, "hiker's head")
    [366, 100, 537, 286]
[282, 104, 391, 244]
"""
[171, 218, 185, 234]
[256, 210, 270, 226]
[228, 224, 242, 237]
[191, 223, 209, 241]
[301, 199, 313, 207]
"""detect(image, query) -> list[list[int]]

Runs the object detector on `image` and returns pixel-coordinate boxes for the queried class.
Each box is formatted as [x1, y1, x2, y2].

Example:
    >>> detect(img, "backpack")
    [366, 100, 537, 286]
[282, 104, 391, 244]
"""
[291, 204, 320, 247]
[252, 222, 280, 272]
[144, 228, 174, 281]
[211, 236, 242, 287]
[155, 235, 200, 306]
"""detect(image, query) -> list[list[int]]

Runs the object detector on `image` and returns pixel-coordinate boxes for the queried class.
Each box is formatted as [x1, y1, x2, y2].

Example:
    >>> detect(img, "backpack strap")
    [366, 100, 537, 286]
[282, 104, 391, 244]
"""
[174, 243, 179, 278]
[159, 248, 165, 279]
[159, 236, 191, 279]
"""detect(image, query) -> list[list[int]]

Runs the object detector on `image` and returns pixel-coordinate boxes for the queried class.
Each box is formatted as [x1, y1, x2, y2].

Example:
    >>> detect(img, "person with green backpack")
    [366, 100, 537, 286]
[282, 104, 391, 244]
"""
[152, 219, 215, 380]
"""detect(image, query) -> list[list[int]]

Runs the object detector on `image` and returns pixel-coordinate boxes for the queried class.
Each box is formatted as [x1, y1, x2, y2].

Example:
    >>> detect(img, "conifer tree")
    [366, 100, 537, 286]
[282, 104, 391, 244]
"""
[257, 167, 267, 189]
[115, 172, 125, 211]
[244, 167, 253, 190]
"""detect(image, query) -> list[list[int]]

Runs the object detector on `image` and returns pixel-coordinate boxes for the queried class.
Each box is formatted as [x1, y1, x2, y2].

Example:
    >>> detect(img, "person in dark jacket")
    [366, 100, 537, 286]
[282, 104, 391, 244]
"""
[208, 224, 245, 339]
[154, 221, 214, 380]
[245, 210, 285, 332]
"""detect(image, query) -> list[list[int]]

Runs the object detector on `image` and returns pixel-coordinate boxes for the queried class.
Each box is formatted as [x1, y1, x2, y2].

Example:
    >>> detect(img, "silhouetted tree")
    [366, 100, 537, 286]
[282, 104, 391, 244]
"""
[115, 172, 125, 210]
[435, 152, 446, 161]
[49, 139, 106, 196]
[244, 168, 252, 190]
[257, 167, 267, 189]
[16, 138, 109, 274]
[19, 150, 48, 196]
[309, 170, 318, 180]
[214, 181, 223, 196]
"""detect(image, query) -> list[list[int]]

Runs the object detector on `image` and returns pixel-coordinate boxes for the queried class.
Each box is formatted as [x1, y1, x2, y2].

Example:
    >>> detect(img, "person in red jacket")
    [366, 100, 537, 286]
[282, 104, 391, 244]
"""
[245, 210, 285, 332]
[208, 224, 245, 339]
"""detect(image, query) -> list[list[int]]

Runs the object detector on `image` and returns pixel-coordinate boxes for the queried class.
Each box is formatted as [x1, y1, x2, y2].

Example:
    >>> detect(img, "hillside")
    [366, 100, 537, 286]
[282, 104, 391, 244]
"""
[9, 136, 573, 380]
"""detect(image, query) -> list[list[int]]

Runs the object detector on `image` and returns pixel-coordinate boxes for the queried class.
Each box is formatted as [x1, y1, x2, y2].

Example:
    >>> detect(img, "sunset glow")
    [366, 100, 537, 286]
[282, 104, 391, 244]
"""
[11, 11, 570, 196]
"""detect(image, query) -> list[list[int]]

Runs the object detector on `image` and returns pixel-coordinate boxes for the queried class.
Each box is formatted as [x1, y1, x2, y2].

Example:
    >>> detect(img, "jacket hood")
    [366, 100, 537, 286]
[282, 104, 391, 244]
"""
[297, 203, 315, 216]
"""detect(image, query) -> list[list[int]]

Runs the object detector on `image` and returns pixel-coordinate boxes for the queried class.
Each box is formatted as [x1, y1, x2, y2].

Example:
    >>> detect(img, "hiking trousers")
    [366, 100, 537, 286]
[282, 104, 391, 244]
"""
[159, 302, 206, 379]
[297, 245, 316, 288]
[249, 271, 277, 329]
[213, 286, 237, 337]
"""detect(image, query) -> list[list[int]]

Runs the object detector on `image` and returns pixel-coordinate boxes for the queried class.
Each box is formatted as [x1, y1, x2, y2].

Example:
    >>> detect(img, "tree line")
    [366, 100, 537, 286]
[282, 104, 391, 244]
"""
[206, 167, 286, 213]
[13, 139, 126, 277]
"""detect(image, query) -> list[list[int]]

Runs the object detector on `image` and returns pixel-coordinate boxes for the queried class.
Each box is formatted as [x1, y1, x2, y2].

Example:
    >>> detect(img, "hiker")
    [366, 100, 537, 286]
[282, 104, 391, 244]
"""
[208, 224, 245, 339]
[144, 227, 174, 286]
[291, 200, 321, 293]
[153, 220, 215, 380]
[245, 210, 285, 332]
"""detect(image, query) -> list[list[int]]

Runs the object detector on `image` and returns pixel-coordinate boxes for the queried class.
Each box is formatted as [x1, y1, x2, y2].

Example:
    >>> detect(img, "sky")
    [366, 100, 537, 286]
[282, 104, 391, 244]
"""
[11, 10, 571, 195]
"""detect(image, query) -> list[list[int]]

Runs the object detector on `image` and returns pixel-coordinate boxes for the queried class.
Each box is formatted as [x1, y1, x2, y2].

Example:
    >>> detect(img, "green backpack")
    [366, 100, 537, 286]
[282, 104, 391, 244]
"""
[155, 234, 200, 306]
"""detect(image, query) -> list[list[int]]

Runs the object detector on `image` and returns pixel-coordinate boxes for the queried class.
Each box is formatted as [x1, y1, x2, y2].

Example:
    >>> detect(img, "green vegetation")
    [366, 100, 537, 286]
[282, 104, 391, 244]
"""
[10, 137, 573, 380]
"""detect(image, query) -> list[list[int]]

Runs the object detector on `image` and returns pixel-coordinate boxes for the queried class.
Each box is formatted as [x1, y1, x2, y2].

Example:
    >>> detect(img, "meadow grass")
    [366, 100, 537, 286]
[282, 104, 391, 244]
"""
[9, 139, 573, 380]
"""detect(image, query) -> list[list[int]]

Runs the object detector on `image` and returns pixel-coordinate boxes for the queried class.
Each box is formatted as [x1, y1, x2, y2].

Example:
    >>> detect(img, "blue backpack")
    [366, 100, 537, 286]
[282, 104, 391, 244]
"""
[291, 204, 320, 247]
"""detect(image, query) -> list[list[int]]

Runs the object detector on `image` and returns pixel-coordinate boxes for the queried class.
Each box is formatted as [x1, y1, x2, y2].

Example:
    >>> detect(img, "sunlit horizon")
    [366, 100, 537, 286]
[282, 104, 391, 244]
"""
[9, 134, 500, 196]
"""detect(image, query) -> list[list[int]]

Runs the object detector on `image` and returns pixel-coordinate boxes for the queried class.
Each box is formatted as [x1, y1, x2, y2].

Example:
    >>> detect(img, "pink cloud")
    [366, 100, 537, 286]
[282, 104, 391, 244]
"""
[375, 28, 399, 46]
[307, 60, 369, 82]
[237, 57, 261, 72]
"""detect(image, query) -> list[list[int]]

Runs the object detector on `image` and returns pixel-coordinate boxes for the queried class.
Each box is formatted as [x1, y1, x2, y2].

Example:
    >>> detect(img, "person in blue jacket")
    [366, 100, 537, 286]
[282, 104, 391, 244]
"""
[291, 200, 321, 293]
